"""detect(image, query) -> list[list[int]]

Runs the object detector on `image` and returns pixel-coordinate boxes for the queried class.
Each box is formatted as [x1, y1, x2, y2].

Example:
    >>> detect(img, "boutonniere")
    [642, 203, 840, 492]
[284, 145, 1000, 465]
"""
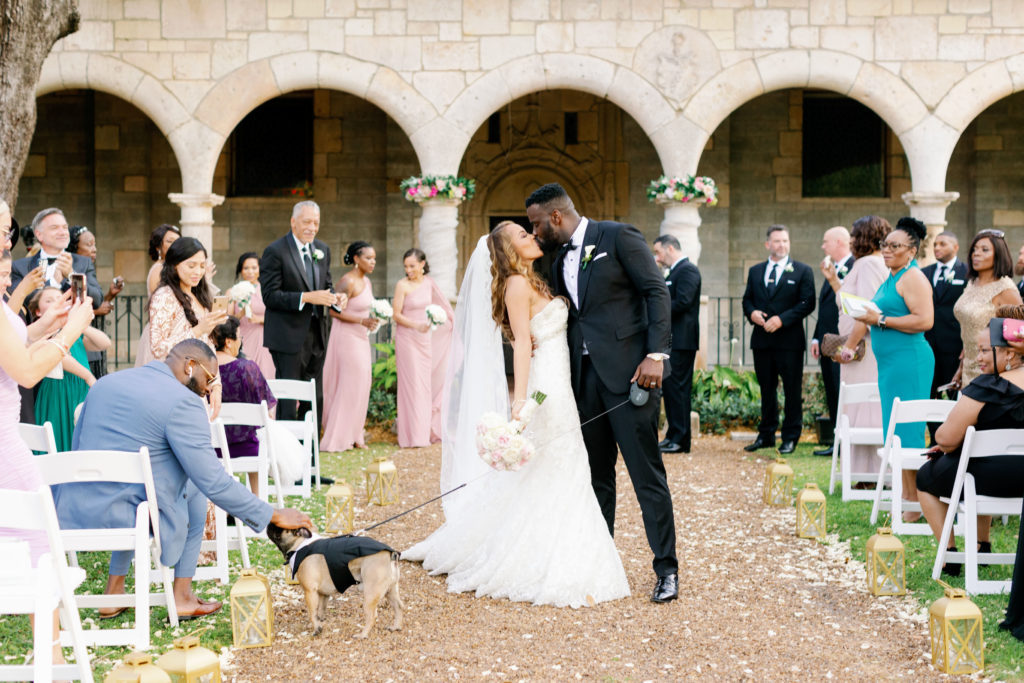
[942, 268, 955, 282]
[663, 268, 671, 280]
[312, 248, 324, 262]
[783, 263, 794, 274]
[581, 245, 596, 270]
[836, 263, 849, 277]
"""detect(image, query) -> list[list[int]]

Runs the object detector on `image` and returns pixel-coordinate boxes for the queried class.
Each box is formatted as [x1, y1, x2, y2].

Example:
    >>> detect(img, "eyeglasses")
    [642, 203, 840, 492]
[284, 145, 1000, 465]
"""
[977, 229, 1006, 239]
[878, 240, 910, 251]
[187, 357, 220, 390]
[0, 228, 10, 242]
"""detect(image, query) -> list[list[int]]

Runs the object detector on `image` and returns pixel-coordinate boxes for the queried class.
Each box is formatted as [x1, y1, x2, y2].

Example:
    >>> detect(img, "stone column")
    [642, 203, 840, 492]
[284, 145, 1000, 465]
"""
[168, 192, 226, 252]
[901, 191, 960, 266]
[657, 198, 703, 264]
[416, 197, 462, 301]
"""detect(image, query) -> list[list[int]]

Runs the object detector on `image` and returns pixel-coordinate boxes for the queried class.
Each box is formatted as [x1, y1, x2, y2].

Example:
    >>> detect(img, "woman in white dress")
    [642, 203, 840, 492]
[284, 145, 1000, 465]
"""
[403, 222, 630, 608]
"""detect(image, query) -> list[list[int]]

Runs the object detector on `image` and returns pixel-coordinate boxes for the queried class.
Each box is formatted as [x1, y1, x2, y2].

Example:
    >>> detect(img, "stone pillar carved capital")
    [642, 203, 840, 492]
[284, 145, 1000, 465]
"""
[656, 198, 703, 264]
[168, 192, 226, 252]
[901, 191, 960, 266]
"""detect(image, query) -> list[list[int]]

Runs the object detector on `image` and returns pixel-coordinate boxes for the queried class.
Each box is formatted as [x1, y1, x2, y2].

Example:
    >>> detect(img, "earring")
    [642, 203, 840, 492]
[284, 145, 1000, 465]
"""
[187, 365, 193, 378]
[1007, 358, 1014, 372]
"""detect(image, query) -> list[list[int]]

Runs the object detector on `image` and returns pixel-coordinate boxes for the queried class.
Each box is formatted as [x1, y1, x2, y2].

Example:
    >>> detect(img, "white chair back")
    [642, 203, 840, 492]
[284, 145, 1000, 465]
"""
[829, 381, 884, 500]
[196, 419, 251, 582]
[218, 400, 284, 507]
[267, 378, 320, 494]
[17, 421, 58, 454]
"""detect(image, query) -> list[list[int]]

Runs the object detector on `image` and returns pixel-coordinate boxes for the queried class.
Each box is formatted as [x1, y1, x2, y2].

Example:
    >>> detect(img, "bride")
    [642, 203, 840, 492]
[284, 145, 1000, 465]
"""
[402, 221, 630, 607]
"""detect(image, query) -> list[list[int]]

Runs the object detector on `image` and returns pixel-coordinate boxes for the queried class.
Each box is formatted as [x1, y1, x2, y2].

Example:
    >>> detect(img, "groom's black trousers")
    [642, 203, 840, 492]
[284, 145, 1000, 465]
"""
[577, 356, 678, 577]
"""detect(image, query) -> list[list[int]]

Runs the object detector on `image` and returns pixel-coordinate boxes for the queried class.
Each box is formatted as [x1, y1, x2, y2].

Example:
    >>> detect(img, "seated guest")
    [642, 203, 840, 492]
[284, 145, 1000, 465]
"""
[917, 318, 1024, 576]
[212, 316, 277, 494]
[53, 339, 311, 619]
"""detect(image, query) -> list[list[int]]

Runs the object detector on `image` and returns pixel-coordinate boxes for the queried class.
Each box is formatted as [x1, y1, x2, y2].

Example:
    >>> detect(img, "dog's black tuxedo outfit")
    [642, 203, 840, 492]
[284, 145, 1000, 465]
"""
[289, 536, 395, 592]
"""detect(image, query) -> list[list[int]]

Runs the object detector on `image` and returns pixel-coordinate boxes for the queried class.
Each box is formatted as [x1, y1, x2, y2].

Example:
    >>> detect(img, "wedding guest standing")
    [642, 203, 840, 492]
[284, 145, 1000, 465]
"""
[70, 225, 124, 378]
[393, 248, 453, 448]
[825, 216, 889, 481]
[855, 217, 934, 521]
[952, 229, 1021, 389]
[231, 252, 275, 380]
[742, 225, 816, 454]
[652, 234, 700, 454]
[1015, 241, 1024, 299]
[29, 287, 110, 451]
[135, 223, 180, 367]
[10, 208, 102, 302]
[321, 241, 379, 452]
[810, 226, 853, 457]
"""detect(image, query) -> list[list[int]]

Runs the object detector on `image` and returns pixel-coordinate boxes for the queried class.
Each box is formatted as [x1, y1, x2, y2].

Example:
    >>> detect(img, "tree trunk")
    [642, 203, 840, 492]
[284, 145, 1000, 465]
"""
[0, 0, 79, 210]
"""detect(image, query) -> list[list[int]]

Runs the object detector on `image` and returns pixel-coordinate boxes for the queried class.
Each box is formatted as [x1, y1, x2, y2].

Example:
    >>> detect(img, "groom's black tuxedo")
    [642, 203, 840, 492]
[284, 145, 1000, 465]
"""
[552, 219, 678, 578]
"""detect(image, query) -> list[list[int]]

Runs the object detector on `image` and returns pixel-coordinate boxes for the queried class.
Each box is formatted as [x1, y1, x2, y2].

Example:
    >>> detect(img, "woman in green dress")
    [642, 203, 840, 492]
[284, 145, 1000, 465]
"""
[854, 217, 934, 521]
[29, 287, 111, 450]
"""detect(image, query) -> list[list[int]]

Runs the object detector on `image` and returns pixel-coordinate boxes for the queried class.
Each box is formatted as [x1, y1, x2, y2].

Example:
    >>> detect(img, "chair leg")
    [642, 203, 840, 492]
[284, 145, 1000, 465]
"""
[32, 577, 54, 683]
[870, 451, 890, 524]
[829, 436, 840, 495]
[215, 507, 229, 584]
[965, 477, 979, 594]
[136, 542, 151, 650]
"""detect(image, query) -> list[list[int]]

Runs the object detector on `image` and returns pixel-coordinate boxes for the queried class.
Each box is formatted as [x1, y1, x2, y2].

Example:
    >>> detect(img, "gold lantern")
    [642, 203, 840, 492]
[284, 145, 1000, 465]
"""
[324, 480, 355, 534]
[795, 482, 827, 538]
[865, 527, 906, 596]
[105, 652, 172, 683]
[929, 581, 984, 675]
[229, 568, 273, 649]
[155, 636, 222, 683]
[762, 458, 794, 506]
[365, 456, 398, 506]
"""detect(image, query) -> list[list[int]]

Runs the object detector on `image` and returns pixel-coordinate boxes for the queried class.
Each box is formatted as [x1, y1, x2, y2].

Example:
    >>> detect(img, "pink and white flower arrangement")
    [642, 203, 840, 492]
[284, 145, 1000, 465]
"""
[367, 299, 393, 336]
[425, 304, 447, 330]
[645, 174, 719, 206]
[400, 175, 477, 203]
[476, 391, 547, 472]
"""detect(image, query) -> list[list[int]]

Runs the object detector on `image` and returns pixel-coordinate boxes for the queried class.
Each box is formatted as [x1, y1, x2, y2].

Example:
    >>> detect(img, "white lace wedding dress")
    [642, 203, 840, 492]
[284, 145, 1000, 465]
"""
[403, 298, 630, 608]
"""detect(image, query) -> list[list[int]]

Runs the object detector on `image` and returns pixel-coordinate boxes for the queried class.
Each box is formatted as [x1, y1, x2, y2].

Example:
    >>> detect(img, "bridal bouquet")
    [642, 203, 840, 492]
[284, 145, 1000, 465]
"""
[476, 391, 547, 472]
[227, 280, 257, 317]
[425, 304, 447, 330]
[367, 299, 393, 336]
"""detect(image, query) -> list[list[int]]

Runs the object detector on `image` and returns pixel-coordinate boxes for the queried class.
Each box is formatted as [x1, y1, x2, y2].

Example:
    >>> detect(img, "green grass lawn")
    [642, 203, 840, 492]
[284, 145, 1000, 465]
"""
[0, 443, 393, 681]
[751, 440, 1024, 680]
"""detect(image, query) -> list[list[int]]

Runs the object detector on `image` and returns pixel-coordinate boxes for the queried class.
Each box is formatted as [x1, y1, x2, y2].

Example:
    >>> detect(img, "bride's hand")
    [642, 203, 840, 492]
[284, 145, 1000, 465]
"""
[511, 399, 526, 421]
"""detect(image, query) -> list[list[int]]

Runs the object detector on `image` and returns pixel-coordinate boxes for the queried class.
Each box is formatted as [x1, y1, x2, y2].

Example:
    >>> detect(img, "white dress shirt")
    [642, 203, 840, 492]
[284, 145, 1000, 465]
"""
[764, 255, 789, 288]
[933, 257, 956, 286]
[38, 248, 64, 287]
[562, 217, 589, 309]
[292, 233, 313, 311]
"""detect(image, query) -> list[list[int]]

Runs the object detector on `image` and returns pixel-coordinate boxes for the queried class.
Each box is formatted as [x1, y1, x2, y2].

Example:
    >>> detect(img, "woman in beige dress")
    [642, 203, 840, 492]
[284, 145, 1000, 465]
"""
[823, 215, 890, 478]
[952, 229, 1022, 388]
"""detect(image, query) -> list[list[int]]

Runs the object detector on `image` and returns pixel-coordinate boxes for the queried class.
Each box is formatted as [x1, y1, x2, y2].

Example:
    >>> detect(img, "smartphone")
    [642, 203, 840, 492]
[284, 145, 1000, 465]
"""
[936, 381, 959, 394]
[212, 295, 229, 313]
[69, 273, 86, 303]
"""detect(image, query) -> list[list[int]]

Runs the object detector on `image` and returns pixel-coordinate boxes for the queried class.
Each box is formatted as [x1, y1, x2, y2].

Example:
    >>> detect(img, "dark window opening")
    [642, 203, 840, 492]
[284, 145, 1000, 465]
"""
[489, 215, 530, 231]
[487, 113, 501, 143]
[230, 94, 313, 197]
[802, 95, 885, 198]
[564, 112, 578, 145]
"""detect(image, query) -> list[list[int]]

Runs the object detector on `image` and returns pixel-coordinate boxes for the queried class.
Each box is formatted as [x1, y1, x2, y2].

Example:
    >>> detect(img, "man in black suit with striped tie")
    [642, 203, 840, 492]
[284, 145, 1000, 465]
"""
[1015, 241, 1024, 298]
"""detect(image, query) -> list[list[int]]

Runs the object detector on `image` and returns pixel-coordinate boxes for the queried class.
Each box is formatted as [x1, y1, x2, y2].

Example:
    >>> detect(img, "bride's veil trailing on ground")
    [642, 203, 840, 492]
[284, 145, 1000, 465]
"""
[438, 235, 507, 517]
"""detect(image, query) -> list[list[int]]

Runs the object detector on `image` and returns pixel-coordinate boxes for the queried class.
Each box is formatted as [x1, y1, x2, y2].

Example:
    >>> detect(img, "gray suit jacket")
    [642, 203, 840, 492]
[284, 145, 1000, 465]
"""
[10, 252, 102, 304]
[53, 362, 273, 568]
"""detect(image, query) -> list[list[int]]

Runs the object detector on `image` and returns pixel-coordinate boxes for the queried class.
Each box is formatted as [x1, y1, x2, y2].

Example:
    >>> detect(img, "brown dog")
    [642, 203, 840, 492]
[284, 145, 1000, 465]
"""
[266, 524, 404, 639]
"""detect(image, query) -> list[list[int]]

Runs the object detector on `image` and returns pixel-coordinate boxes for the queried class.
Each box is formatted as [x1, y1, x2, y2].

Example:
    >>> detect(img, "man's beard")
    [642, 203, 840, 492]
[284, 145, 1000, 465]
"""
[186, 375, 205, 398]
[1015, 261, 1024, 277]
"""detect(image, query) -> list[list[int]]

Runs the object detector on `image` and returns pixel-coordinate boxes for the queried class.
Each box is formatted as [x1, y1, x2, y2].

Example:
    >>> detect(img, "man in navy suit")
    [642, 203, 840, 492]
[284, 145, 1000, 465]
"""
[741, 225, 816, 454]
[921, 232, 967, 440]
[652, 234, 701, 454]
[9, 207, 102, 302]
[54, 340, 312, 619]
[809, 226, 854, 457]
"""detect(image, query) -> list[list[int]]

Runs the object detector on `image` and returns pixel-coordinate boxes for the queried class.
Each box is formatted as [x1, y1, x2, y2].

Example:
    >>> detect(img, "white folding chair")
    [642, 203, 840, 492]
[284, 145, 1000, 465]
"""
[931, 427, 1024, 595]
[194, 418, 252, 584]
[35, 449, 179, 649]
[870, 397, 957, 535]
[0, 486, 92, 683]
[829, 382, 885, 501]
[18, 421, 58, 454]
[267, 378, 321, 495]
[218, 401, 285, 508]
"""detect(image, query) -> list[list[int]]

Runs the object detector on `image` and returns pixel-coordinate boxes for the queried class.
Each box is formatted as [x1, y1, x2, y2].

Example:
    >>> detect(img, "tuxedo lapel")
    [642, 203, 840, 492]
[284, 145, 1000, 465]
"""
[287, 236, 313, 290]
[576, 221, 601, 310]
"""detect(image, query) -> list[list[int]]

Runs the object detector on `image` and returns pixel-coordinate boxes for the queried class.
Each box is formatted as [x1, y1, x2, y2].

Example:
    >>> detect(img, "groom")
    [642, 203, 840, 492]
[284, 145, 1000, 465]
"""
[526, 183, 679, 603]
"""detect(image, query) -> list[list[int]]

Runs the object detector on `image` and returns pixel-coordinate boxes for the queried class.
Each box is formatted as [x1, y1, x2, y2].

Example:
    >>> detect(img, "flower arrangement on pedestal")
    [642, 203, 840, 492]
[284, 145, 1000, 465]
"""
[646, 174, 719, 205]
[400, 175, 476, 203]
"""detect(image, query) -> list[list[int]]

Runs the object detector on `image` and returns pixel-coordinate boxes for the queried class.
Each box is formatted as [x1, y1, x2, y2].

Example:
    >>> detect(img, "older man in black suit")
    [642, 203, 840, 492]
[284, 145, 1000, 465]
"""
[260, 200, 345, 422]
[810, 226, 854, 457]
[741, 225, 816, 454]
[652, 234, 701, 454]
[9, 207, 102, 302]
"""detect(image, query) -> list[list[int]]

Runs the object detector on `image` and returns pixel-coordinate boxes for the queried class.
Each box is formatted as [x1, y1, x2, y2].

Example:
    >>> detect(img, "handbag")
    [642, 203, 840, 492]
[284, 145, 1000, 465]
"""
[821, 333, 865, 361]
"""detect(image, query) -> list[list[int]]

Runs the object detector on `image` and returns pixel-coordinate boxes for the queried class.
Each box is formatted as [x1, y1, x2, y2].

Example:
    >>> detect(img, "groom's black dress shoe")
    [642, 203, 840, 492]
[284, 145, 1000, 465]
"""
[778, 441, 797, 455]
[813, 446, 833, 457]
[318, 475, 335, 486]
[659, 441, 687, 454]
[743, 438, 774, 452]
[658, 438, 671, 449]
[651, 574, 678, 603]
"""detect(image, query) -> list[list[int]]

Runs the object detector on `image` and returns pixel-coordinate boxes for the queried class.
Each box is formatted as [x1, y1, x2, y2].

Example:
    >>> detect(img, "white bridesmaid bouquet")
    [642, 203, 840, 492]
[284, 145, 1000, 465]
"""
[425, 304, 447, 330]
[228, 280, 257, 318]
[367, 299, 393, 336]
[476, 391, 547, 472]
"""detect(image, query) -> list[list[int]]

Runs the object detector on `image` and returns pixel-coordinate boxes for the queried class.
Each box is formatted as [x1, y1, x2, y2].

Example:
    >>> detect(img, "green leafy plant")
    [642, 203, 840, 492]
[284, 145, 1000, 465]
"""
[692, 367, 827, 434]
[371, 342, 397, 391]
[368, 342, 398, 427]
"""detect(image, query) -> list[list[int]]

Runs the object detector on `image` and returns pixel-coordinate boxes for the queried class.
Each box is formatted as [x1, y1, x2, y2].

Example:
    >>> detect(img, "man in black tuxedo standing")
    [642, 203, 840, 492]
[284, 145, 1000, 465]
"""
[261, 201, 345, 422]
[652, 234, 701, 455]
[921, 232, 967, 440]
[9, 207, 102, 302]
[742, 225, 816, 454]
[526, 183, 679, 604]
[1014, 240, 1024, 298]
[809, 226, 854, 457]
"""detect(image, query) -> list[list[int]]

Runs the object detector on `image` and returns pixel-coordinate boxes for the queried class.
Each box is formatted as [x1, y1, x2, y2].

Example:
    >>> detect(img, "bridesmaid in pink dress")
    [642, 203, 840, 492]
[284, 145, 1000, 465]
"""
[232, 252, 276, 380]
[393, 248, 454, 448]
[321, 241, 380, 451]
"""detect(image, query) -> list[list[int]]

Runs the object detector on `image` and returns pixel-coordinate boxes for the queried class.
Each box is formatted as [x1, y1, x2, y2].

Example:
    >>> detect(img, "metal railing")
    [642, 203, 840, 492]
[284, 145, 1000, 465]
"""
[703, 296, 819, 371]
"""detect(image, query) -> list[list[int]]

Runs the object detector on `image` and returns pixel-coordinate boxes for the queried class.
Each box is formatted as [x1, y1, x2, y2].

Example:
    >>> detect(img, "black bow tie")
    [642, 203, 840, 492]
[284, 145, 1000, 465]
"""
[559, 241, 578, 257]
[45, 257, 57, 265]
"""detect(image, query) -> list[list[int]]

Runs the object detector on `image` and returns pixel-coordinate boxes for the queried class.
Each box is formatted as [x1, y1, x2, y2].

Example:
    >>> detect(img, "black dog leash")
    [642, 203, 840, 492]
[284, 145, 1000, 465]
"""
[350, 389, 645, 536]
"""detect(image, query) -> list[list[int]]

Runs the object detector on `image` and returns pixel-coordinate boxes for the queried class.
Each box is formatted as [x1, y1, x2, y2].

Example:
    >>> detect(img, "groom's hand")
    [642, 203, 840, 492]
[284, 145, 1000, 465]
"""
[631, 357, 662, 389]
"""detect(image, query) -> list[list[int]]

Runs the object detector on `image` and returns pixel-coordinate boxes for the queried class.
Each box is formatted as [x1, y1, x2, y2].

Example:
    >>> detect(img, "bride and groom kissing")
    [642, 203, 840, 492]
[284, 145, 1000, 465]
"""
[404, 183, 679, 606]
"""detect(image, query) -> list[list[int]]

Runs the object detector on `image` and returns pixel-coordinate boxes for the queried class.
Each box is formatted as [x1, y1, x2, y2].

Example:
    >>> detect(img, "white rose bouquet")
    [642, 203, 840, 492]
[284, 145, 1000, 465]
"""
[367, 299, 393, 336]
[476, 391, 547, 472]
[227, 280, 257, 318]
[425, 304, 447, 330]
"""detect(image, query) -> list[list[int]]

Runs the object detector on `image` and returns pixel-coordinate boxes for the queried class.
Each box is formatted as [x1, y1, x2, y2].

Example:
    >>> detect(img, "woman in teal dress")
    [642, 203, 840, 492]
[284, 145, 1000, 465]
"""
[29, 287, 111, 451]
[854, 217, 934, 521]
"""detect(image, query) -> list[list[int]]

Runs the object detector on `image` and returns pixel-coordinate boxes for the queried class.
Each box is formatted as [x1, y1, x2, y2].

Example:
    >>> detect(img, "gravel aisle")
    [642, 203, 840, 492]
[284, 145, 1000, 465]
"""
[227, 436, 942, 681]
